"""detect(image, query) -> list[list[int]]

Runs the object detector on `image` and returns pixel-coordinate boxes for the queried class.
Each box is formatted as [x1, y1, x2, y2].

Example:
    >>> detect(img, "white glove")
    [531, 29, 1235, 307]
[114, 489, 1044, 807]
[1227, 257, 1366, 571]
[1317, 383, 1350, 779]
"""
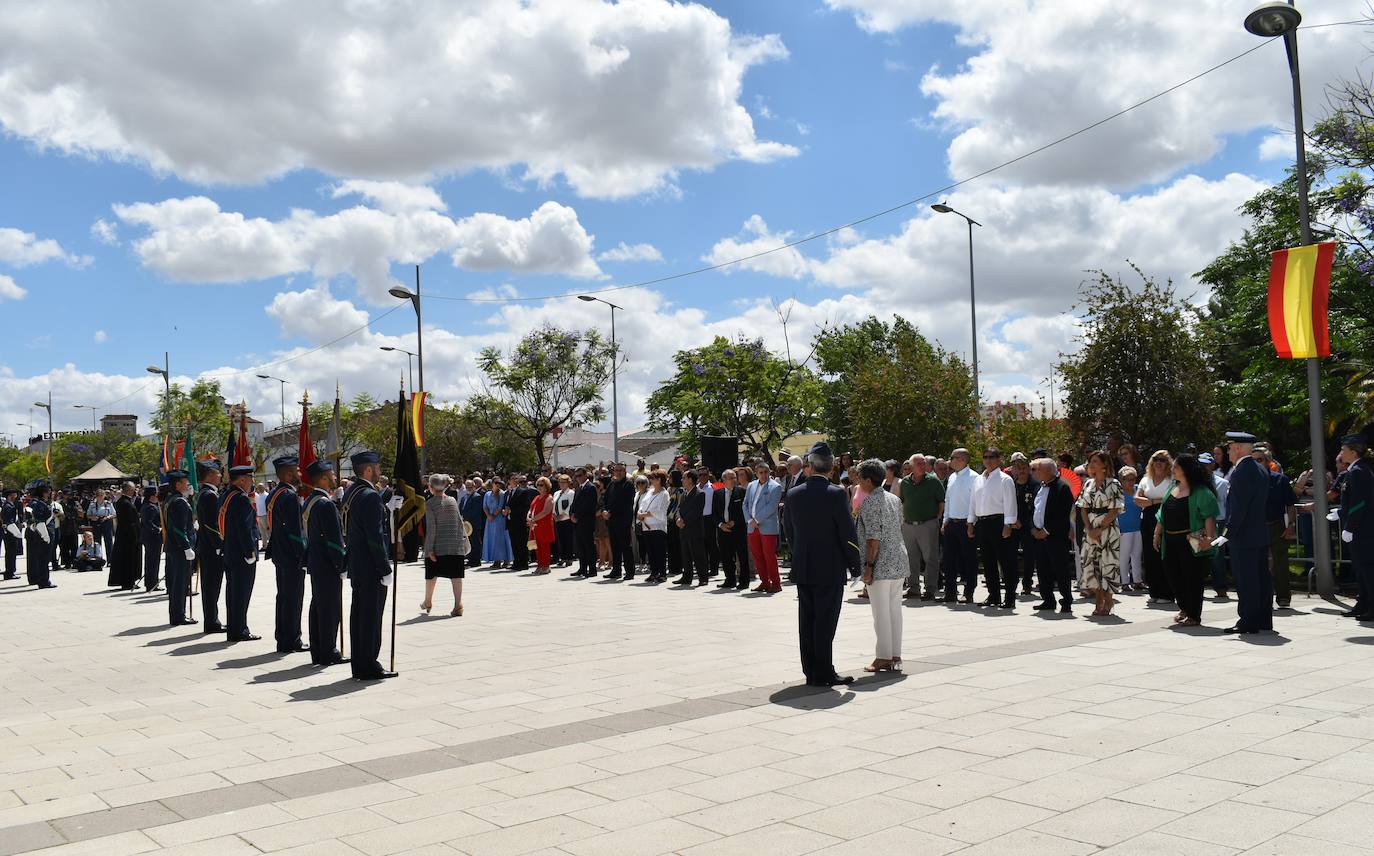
[184, 548, 196, 560]
[5, 523, 20, 539]
[340, 571, 348, 580]
[36, 525, 51, 544]
[1342, 530, 1354, 543]
[1327, 509, 1341, 522]
[381, 573, 393, 587]
[247, 554, 257, 565]
[387, 496, 403, 511]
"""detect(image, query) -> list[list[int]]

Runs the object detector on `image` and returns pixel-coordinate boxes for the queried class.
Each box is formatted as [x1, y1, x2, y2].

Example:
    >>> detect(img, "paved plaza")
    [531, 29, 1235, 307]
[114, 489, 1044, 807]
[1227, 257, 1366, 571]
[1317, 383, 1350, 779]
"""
[3, 563, 1374, 856]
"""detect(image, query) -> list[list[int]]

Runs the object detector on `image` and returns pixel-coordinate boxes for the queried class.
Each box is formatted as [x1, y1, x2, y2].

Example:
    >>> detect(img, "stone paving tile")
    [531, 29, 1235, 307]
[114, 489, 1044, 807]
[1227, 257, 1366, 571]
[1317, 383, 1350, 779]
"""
[1159, 800, 1310, 850]
[560, 817, 720, 856]
[908, 796, 1056, 845]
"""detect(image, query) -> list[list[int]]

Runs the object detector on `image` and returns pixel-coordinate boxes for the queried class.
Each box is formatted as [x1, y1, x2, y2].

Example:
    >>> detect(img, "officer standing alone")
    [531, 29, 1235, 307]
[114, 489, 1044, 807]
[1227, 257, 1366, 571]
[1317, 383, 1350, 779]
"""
[25, 481, 57, 589]
[1223, 432, 1274, 634]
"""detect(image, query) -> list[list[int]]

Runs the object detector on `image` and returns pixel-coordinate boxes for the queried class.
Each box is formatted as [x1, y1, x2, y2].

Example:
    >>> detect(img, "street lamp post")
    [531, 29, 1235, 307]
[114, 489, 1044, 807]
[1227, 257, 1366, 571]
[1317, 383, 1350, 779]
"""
[33, 393, 52, 471]
[147, 353, 171, 475]
[578, 295, 622, 463]
[389, 266, 426, 475]
[1244, 0, 1332, 592]
[379, 346, 416, 392]
[931, 203, 983, 416]
[255, 373, 290, 432]
[73, 404, 98, 431]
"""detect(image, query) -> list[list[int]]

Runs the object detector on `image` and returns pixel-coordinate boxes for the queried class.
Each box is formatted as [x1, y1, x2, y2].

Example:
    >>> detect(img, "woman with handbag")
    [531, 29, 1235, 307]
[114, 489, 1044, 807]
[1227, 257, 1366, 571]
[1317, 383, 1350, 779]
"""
[1155, 453, 1219, 627]
[422, 474, 470, 615]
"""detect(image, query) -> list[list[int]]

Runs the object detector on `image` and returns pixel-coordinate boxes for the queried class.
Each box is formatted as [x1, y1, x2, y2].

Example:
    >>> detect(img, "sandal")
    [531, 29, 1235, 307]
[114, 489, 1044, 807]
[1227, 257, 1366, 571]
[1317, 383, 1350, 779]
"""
[863, 659, 893, 672]
[451, 604, 464, 617]
[891, 657, 903, 671]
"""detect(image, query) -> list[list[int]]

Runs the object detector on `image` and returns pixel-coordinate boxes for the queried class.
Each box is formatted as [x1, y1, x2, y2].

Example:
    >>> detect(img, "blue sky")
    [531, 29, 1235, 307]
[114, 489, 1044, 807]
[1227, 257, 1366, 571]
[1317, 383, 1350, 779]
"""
[0, 0, 1364, 442]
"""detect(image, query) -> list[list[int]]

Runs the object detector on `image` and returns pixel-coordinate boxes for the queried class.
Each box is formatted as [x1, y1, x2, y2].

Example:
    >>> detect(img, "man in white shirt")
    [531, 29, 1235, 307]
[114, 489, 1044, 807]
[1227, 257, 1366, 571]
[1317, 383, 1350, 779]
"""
[941, 448, 980, 603]
[254, 483, 270, 551]
[968, 448, 1020, 608]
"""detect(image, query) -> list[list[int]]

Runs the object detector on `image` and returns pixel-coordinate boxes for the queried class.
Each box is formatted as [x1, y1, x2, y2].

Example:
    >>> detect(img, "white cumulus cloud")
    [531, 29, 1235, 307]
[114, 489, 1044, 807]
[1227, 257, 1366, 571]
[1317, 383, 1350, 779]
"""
[0, 274, 26, 301]
[705, 215, 813, 279]
[0, 227, 88, 267]
[597, 241, 664, 263]
[0, 0, 796, 198]
[92, 329, 107, 344]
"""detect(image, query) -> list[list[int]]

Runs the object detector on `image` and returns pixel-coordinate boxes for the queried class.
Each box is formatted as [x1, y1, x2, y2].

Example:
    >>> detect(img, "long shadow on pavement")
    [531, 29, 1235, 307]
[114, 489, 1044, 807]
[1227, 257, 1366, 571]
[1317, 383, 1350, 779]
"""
[289, 679, 370, 702]
[252, 663, 323, 684]
[217, 651, 290, 670]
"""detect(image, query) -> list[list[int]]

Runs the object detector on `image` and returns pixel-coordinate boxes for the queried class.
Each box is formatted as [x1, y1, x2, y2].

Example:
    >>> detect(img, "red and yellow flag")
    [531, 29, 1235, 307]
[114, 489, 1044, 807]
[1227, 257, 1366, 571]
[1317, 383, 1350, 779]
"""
[1267, 241, 1334, 359]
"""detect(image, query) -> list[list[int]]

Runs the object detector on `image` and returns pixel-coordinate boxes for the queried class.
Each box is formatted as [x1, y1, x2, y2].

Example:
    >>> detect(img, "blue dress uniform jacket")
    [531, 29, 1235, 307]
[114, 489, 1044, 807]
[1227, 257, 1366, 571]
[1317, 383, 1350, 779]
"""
[783, 475, 861, 683]
[219, 486, 260, 640]
[344, 479, 391, 678]
[2, 497, 22, 577]
[24, 498, 54, 587]
[196, 484, 224, 629]
[1226, 456, 1273, 631]
[267, 484, 307, 652]
[304, 488, 347, 665]
[163, 494, 195, 625]
[1340, 457, 1373, 613]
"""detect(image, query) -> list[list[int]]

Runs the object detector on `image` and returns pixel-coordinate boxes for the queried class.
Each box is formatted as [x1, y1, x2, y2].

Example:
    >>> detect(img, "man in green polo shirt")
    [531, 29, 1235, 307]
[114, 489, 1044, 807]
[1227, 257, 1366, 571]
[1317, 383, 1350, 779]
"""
[900, 454, 945, 599]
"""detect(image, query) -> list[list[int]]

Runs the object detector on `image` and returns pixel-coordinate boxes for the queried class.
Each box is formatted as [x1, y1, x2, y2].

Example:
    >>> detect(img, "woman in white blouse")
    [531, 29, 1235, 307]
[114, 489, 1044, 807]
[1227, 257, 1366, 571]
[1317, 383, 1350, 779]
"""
[1134, 449, 1175, 604]
[552, 474, 576, 568]
[638, 471, 670, 582]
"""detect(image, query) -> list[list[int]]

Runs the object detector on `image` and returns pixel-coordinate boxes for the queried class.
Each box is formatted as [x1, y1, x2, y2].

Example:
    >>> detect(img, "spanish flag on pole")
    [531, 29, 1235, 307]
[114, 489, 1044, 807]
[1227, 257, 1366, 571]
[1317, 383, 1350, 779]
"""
[1267, 241, 1335, 359]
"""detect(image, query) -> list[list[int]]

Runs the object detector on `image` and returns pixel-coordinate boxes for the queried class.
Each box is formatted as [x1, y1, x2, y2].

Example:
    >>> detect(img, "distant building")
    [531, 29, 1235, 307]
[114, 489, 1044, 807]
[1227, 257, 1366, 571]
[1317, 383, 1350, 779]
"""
[100, 414, 138, 436]
[981, 400, 1032, 423]
[222, 400, 264, 447]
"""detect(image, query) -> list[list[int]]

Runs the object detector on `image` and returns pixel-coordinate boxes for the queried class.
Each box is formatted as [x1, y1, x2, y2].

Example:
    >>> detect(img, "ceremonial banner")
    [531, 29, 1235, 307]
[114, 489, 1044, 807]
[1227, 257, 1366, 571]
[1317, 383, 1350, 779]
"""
[410, 391, 427, 448]
[1267, 241, 1335, 359]
[326, 387, 341, 464]
[234, 410, 252, 468]
[298, 400, 317, 473]
[393, 388, 424, 540]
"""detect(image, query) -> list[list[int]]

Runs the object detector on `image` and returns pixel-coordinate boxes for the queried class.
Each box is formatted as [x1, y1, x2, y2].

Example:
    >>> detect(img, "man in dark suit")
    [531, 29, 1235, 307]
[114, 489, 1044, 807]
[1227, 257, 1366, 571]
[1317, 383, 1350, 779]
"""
[139, 486, 162, 592]
[266, 456, 308, 654]
[1224, 432, 1273, 634]
[2, 487, 22, 580]
[783, 442, 861, 687]
[1337, 432, 1372, 619]
[716, 468, 749, 589]
[699, 467, 721, 578]
[460, 480, 486, 567]
[675, 470, 708, 586]
[1030, 458, 1076, 613]
[110, 482, 141, 590]
[779, 457, 803, 578]
[507, 474, 537, 572]
[304, 459, 348, 666]
[221, 465, 262, 641]
[196, 461, 226, 633]
[602, 464, 636, 580]
[343, 451, 397, 680]
[570, 467, 600, 577]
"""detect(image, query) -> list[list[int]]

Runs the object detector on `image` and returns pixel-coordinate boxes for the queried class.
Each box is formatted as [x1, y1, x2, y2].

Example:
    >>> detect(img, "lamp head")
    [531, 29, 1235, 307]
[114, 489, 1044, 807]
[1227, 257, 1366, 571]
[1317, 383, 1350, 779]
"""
[931, 203, 954, 214]
[256, 373, 271, 380]
[33, 401, 48, 409]
[577, 295, 596, 302]
[379, 346, 396, 352]
[388, 286, 415, 300]
[145, 365, 164, 375]
[1244, 1, 1301, 37]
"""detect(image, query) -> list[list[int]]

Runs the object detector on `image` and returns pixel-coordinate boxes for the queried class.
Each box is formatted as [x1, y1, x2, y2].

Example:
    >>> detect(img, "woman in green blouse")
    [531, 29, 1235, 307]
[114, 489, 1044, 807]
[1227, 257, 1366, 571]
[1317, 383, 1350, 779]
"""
[1153, 453, 1219, 626]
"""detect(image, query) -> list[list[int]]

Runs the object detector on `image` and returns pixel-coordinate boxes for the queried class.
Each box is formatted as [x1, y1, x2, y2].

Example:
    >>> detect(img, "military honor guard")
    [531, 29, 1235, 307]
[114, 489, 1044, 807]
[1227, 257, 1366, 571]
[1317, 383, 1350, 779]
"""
[162, 470, 197, 627]
[782, 442, 861, 686]
[265, 456, 308, 653]
[1337, 432, 1372, 620]
[140, 486, 163, 592]
[343, 451, 397, 681]
[2, 487, 22, 580]
[196, 461, 226, 633]
[303, 459, 348, 666]
[1223, 431, 1274, 634]
[220, 464, 261, 642]
[24, 481, 57, 589]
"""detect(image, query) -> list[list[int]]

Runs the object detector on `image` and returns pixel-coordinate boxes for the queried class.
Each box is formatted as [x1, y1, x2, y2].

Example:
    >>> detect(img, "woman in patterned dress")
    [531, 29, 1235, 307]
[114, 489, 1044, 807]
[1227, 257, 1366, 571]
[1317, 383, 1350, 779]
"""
[1077, 450, 1125, 616]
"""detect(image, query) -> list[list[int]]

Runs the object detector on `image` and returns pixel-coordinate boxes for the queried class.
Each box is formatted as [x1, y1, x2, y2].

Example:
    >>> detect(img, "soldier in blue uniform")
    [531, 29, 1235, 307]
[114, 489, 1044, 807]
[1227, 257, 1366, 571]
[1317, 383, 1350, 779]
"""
[266, 456, 308, 654]
[1336, 433, 1373, 620]
[1223, 432, 1273, 634]
[162, 470, 197, 627]
[140, 486, 163, 592]
[782, 442, 861, 686]
[196, 460, 225, 633]
[220, 464, 261, 642]
[24, 480, 57, 589]
[343, 451, 396, 681]
[304, 459, 348, 666]
[2, 487, 22, 580]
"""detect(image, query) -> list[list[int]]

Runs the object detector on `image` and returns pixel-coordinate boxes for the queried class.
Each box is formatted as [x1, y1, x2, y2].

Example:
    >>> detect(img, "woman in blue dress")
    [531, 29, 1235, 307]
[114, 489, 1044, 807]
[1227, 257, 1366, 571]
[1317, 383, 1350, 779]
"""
[482, 479, 513, 567]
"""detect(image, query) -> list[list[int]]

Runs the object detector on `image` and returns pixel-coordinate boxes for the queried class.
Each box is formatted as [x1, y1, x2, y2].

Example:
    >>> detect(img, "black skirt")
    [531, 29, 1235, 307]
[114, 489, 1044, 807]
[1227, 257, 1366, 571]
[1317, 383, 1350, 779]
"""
[425, 554, 466, 580]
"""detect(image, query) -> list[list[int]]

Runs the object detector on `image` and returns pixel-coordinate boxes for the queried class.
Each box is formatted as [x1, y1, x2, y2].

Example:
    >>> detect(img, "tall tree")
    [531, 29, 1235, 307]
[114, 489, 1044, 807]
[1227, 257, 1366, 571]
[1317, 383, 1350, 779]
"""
[647, 336, 823, 465]
[468, 324, 615, 467]
[151, 379, 231, 460]
[1058, 265, 1218, 453]
[1199, 74, 1374, 457]
[813, 315, 977, 459]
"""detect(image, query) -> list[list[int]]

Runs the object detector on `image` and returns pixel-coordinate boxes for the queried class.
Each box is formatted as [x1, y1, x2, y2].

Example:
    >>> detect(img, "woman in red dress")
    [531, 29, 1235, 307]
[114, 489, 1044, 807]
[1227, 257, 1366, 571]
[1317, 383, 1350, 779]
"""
[528, 477, 557, 574]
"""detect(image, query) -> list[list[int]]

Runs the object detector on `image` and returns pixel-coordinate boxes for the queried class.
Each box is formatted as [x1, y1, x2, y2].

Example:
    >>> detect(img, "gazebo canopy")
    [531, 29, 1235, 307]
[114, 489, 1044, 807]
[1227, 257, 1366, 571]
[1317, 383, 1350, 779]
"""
[69, 458, 133, 482]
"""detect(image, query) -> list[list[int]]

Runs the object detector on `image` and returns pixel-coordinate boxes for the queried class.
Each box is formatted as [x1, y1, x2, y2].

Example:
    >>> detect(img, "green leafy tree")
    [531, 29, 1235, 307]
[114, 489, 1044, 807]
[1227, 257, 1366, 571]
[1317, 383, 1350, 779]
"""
[647, 336, 823, 465]
[1, 453, 50, 488]
[813, 316, 977, 460]
[1198, 75, 1374, 457]
[151, 379, 231, 460]
[1058, 265, 1218, 453]
[468, 324, 615, 468]
[963, 395, 1072, 458]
